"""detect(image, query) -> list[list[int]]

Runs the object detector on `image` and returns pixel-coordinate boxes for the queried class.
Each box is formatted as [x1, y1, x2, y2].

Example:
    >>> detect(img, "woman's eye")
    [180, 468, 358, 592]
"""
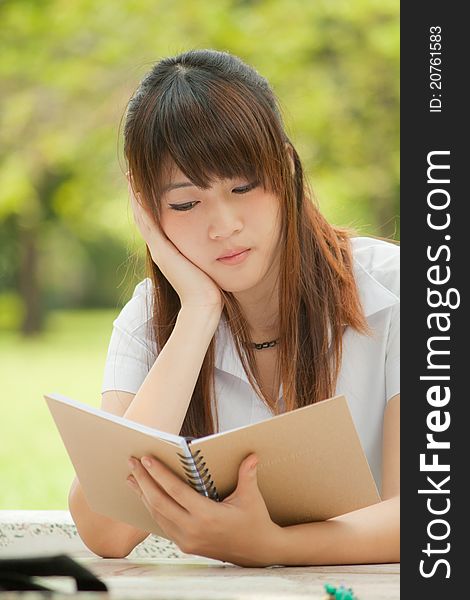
[168, 201, 198, 212]
[233, 181, 259, 194]
[168, 181, 258, 211]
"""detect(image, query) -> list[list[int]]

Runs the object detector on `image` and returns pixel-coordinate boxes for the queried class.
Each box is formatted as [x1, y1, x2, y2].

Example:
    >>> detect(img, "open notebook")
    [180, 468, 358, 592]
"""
[45, 392, 380, 539]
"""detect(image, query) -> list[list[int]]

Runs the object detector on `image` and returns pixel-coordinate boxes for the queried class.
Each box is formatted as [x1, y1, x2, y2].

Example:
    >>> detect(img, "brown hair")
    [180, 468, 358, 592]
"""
[123, 49, 372, 438]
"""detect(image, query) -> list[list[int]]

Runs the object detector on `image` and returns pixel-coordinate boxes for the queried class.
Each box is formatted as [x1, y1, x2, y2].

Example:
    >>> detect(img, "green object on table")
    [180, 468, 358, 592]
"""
[325, 584, 337, 594]
[324, 582, 358, 600]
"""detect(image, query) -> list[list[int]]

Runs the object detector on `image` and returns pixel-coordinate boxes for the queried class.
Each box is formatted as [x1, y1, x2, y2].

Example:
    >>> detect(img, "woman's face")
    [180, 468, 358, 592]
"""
[159, 164, 282, 294]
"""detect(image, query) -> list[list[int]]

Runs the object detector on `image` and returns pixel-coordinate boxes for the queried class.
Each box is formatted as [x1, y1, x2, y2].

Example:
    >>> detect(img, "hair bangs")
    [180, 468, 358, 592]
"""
[154, 73, 282, 194]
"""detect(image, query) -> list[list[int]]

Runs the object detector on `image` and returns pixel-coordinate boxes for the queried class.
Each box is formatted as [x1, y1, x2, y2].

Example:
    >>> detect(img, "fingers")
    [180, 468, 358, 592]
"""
[128, 458, 192, 526]
[128, 475, 181, 540]
[127, 184, 163, 254]
[129, 185, 149, 224]
[128, 475, 185, 543]
[131, 456, 211, 514]
[126, 172, 156, 225]
[222, 454, 259, 505]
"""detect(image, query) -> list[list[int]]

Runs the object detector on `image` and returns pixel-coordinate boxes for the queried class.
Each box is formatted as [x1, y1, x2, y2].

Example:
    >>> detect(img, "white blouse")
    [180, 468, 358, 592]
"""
[102, 236, 400, 491]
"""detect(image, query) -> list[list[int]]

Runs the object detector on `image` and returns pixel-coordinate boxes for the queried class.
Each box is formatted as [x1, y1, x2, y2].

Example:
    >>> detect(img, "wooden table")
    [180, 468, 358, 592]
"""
[80, 556, 400, 599]
[0, 511, 399, 599]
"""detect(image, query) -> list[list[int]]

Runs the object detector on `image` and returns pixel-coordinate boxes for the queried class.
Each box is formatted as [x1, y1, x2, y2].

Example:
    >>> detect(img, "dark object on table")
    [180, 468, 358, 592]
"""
[0, 554, 108, 592]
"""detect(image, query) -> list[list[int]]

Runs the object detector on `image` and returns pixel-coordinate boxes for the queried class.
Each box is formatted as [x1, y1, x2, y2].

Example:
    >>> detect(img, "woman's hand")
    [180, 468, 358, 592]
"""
[128, 175, 223, 312]
[126, 454, 285, 567]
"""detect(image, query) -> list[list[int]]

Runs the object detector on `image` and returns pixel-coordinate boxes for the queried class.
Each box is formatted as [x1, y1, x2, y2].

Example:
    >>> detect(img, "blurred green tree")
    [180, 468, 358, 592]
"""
[0, 0, 399, 336]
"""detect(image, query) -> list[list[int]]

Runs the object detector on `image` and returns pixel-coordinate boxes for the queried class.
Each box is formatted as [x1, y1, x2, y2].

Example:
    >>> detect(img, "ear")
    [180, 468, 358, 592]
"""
[285, 143, 295, 176]
[126, 171, 143, 206]
[126, 170, 140, 190]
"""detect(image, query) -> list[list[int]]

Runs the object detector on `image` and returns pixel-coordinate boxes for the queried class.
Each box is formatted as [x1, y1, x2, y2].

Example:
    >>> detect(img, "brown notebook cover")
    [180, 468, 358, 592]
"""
[44, 392, 380, 539]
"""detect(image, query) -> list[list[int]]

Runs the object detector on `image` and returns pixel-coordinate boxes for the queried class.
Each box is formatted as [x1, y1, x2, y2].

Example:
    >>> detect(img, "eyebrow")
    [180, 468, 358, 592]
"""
[161, 177, 253, 196]
[161, 181, 196, 195]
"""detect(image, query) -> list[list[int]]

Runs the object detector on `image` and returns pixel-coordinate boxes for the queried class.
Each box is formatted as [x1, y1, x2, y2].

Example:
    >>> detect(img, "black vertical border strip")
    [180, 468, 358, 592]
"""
[401, 3, 465, 596]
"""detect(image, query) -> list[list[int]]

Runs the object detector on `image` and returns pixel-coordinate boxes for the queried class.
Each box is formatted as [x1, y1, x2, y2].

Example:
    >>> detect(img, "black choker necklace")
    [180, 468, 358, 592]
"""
[251, 338, 280, 350]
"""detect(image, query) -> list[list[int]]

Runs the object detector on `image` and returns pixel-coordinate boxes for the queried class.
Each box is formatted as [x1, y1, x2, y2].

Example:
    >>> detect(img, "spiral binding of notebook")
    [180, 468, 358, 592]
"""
[176, 447, 220, 501]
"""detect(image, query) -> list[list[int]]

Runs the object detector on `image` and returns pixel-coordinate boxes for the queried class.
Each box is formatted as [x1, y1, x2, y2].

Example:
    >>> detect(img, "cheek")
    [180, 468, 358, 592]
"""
[251, 196, 281, 243]
[160, 215, 189, 248]
[160, 216, 205, 261]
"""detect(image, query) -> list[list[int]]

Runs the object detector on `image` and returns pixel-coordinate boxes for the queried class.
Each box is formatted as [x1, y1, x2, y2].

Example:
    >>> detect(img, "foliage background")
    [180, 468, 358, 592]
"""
[0, 0, 399, 508]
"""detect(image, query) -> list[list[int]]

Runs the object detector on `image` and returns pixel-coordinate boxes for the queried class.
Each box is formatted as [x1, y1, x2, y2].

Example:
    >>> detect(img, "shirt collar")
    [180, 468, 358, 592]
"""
[214, 316, 250, 381]
[352, 255, 399, 317]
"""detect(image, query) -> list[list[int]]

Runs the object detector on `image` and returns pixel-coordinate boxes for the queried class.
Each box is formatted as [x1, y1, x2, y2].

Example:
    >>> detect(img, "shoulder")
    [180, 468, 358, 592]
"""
[349, 236, 400, 316]
[113, 277, 154, 334]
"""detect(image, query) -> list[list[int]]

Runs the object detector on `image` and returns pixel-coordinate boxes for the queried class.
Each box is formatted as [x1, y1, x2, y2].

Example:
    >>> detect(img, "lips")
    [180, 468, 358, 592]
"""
[217, 247, 250, 259]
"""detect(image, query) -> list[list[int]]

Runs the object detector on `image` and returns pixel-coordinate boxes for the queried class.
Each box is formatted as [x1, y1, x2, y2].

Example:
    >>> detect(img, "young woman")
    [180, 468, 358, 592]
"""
[69, 49, 400, 567]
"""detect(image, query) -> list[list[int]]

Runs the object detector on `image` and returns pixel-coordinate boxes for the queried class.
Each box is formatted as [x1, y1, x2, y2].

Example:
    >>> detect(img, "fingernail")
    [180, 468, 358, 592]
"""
[141, 457, 152, 469]
[126, 477, 137, 489]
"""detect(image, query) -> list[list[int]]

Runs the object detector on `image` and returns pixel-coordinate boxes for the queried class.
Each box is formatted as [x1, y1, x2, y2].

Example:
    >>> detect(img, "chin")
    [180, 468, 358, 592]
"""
[218, 276, 261, 294]
[220, 284, 247, 293]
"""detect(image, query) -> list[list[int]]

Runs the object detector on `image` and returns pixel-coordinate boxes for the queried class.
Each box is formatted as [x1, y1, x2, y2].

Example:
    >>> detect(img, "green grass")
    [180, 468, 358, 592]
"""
[0, 308, 120, 509]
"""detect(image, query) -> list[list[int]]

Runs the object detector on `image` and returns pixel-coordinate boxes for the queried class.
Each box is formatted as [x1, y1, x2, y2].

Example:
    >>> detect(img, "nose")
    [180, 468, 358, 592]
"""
[208, 200, 243, 240]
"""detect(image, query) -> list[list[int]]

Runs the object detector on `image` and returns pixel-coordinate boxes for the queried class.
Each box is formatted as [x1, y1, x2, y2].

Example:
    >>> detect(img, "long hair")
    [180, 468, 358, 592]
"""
[123, 49, 372, 438]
